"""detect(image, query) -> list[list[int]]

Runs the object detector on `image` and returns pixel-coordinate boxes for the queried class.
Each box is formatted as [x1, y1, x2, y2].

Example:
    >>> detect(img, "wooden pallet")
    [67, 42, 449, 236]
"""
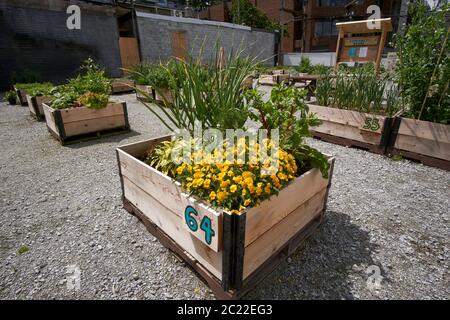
[122, 197, 323, 299]
[312, 130, 385, 154]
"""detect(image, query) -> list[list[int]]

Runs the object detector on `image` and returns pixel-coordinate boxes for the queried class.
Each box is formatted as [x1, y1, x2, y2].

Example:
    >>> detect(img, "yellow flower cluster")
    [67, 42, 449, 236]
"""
[175, 139, 298, 214]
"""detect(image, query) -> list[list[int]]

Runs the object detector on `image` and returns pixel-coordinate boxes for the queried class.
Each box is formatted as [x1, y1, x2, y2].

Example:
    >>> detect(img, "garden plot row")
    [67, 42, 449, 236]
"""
[308, 104, 450, 170]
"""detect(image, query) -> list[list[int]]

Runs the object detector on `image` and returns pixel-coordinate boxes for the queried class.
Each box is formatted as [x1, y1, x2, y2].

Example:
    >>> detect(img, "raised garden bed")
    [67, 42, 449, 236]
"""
[308, 104, 392, 154]
[43, 102, 129, 145]
[116, 135, 335, 299]
[387, 117, 450, 170]
[26, 95, 51, 120]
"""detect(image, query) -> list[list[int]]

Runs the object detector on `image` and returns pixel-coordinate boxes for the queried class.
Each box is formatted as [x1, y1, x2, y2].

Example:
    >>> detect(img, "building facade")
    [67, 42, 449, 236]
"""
[199, 0, 402, 54]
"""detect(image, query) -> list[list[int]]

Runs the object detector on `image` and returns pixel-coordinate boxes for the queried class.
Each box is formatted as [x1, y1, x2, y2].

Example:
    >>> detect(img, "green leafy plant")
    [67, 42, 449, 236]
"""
[297, 56, 314, 74]
[19, 82, 54, 97]
[77, 92, 109, 109]
[68, 58, 112, 96]
[395, 1, 449, 123]
[130, 46, 259, 133]
[49, 58, 112, 109]
[49, 85, 81, 109]
[246, 84, 330, 177]
[3, 90, 17, 105]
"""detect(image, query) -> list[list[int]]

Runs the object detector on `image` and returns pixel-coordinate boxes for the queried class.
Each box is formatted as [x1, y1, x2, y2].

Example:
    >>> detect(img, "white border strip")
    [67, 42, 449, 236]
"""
[136, 11, 252, 31]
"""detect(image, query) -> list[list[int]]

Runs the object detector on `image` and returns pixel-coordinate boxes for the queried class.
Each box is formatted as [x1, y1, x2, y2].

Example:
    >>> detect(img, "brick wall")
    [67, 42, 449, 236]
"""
[136, 12, 276, 66]
[0, 0, 121, 90]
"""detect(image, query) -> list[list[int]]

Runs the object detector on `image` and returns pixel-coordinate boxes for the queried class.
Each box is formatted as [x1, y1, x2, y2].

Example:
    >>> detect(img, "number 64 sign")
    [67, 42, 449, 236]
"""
[184, 205, 220, 251]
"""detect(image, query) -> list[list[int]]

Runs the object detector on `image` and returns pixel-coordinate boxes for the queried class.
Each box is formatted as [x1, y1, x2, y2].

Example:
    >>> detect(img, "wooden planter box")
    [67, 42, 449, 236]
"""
[116, 135, 335, 299]
[26, 95, 51, 120]
[154, 88, 174, 104]
[308, 104, 392, 154]
[112, 79, 134, 94]
[135, 84, 154, 101]
[43, 102, 130, 145]
[387, 117, 450, 170]
[14, 86, 28, 106]
[258, 74, 290, 86]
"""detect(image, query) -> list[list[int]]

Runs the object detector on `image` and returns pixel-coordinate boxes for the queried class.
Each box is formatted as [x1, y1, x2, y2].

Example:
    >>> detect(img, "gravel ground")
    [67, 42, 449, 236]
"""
[0, 93, 449, 300]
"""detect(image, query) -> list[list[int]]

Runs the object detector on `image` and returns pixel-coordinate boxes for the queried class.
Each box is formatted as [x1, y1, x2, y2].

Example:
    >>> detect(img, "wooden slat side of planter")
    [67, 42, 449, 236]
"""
[242, 158, 334, 280]
[26, 95, 51, 120]
[244, 166, 329, 247]
[14, 87, 28, 106]
[42, 103, 60, 135]
[392, 117, 450, 163]
[308, 104, 389, 152]
[60, 102, 128, 137]
[154, 88, 174, 104]
[112, 79, 134, 94]
[117, 136, 223, 253]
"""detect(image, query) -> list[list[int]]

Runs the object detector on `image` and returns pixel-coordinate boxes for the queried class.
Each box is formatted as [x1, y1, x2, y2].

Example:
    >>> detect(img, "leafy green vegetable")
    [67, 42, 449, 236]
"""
[246, 84, 330, 177]
[77, 92, 109, 109]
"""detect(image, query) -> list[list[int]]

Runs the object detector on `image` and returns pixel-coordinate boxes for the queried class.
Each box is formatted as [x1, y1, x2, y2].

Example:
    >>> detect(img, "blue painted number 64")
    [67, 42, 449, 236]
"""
[184, 206, 215, 245]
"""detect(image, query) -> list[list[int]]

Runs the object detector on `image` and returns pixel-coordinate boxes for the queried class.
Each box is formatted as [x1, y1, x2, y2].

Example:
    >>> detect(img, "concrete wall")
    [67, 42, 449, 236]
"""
[0, 0, 121, 90]
[284, 52, 336, 67]
[136, 12, 276, 66]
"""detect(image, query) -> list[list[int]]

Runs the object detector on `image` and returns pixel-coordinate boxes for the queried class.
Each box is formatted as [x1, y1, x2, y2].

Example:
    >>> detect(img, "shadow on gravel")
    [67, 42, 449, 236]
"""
[245, 211, 381, 299]
[64, 130, 141, 149]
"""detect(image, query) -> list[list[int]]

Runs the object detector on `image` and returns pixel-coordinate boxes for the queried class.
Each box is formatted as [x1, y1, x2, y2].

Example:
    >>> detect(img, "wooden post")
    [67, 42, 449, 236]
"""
[334, 27, 344, 72]
[375, 28, 387, 75]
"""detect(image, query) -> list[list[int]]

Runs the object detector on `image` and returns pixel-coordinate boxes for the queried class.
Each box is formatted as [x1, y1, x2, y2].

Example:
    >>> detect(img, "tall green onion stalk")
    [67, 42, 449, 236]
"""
[129, 46, 260, 134]
[315, 67, 402, 116]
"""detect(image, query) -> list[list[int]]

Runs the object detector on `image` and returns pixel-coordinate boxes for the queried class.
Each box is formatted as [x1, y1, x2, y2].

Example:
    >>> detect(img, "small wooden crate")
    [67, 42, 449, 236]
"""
[258, 74, 290, 86]
[308, 104, 392, 154]
[26, 95, 51, 120]
[116, 135, 334, 299]
[14, 86, 28, 106]
[135, 84, 154, 101]
[43, 102, 130, 145]
[112, 79, 134, 94]
[387, 117, 450, 171]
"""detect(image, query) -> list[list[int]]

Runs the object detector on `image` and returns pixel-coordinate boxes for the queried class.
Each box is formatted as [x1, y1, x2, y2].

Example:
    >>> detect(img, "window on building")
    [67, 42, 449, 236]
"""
[314, 20, 338, 37]
[316, 0, 349, 7]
